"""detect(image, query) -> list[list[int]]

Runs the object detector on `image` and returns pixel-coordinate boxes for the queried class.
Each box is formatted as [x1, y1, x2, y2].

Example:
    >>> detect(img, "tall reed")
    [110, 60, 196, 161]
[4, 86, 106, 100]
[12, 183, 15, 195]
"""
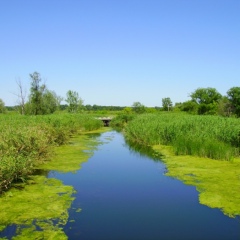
[125, 113, 240, 160]
[0, 113, 103, 192]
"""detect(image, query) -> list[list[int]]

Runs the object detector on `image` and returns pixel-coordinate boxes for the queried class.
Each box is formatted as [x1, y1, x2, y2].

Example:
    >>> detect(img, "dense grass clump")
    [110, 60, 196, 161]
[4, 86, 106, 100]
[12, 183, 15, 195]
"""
[0, 113, 103, 192]
[110, 113, 136, 129]
[125, 113, 240, 161]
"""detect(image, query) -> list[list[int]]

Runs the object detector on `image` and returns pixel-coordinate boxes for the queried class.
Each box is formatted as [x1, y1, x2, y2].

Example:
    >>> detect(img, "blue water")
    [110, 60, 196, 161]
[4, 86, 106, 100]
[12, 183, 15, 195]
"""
[51, 131, 239, 240]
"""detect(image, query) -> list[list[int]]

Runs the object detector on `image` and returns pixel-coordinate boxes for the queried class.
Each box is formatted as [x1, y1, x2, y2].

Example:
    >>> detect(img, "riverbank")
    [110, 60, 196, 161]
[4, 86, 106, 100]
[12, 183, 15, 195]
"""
[153, 144, 240, 217]
[0, 114, 103, 193]
[0, 128, 108, 239]
[116, 112, 240, 217]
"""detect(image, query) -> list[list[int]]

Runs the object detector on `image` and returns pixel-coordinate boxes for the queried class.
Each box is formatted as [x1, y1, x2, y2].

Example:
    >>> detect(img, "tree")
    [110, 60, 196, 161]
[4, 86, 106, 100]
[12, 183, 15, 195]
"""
[0, 98, 6, 113]
[217, 96, 231, 117]
[28, 71, 46, 115]
[227, 87, 240, 117]
[162, 97, 172, 111]
[27, 72, 62, 115]
[65, 90, 83, 113]
[42, 90, 62, 114]
[190, 87, 222, 115]
[180, 100, 198, 114]
[15, 79, 27, 115]
[190, 87, 222, 105]
[132, 102, 146, 114]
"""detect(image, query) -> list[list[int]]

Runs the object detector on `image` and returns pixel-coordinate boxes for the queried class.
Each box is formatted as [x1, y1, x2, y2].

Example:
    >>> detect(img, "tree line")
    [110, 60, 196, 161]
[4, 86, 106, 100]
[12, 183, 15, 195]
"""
[0, 72, 240, 117]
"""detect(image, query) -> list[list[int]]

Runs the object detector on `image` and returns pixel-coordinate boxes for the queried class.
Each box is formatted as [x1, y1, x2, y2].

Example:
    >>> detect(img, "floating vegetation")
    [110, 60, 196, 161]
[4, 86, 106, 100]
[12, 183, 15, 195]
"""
[0, 176, 74, 239]
[0, 128, 108, 239]
[153, 145, 240, 217]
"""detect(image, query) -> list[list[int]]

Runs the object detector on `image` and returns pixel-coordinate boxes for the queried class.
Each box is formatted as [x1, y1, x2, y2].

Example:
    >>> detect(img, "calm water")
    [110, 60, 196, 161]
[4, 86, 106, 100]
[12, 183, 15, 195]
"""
[51, 131, 239, 240]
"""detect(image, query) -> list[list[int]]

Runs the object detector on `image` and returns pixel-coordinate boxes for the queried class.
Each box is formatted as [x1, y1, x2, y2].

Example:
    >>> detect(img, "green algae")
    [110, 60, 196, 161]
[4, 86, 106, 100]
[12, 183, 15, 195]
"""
[0, 128, 109, 239]
[153, 145, 240, 217]
[0, 175, 74, 239]
[37, 128, 110, 173]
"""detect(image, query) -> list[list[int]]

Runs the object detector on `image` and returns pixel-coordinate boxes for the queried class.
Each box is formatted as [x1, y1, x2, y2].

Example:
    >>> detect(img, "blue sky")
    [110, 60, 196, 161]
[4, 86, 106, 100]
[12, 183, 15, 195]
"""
[0, 0, 239, 107]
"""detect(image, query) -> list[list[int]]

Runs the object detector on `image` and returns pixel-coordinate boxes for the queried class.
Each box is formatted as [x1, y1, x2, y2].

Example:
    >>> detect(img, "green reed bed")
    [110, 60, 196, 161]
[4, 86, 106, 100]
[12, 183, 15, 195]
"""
[125, 113, 240, 160]
[0, 114, 103, 193]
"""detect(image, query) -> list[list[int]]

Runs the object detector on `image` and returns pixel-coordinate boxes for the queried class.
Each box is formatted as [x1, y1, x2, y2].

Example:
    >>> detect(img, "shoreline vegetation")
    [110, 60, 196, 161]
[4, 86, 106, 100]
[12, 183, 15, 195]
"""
[0, 113, 103, 193]
[0, 113, 107, 239]
[111, 112, 240, 217]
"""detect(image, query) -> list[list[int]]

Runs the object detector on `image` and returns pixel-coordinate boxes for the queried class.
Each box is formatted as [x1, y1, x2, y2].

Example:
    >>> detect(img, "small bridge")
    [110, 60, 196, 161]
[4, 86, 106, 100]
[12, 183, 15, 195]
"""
[97, 117, 113, 127]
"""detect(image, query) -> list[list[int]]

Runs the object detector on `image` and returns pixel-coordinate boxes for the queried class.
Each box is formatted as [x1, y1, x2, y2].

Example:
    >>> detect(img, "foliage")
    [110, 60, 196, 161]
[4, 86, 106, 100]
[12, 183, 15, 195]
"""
[178, 100, 198, 114]
[0, 113, 103, 193]
[110, 113, 136, 129]
[190, 87, 222, 104]
[217, 96, 232, 117]
[25, 72, 63, 115]
[65, 90, 83, 113]
[125, 113, 240, 160]
[132, 102, 146, 114]
[227, 87, 240, 117]
[0, 98, 6, 113]
[28, 71, 46, 115]
[162, 97, 172, 111]
[190, 87, 222, 115]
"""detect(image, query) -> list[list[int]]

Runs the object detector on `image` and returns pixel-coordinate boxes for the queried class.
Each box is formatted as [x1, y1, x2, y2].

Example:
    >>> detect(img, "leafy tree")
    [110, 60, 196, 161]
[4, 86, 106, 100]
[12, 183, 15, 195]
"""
[65, 90, 83, 113]
[217, 97, 232, 117]
[190, 87, 222, 115]
[0, 98, 6, 113]
[42, 90, 62, 114]
[123, 107, 132, 114]
[190, 87, 222, 104]
[227, 87, 240, 117]
[27, 72, 62, 115]
[132, 102, 146, 114]
[162, 97, 172, 111]
[180, 100, 198, 114]
[28, 71, 46, 115]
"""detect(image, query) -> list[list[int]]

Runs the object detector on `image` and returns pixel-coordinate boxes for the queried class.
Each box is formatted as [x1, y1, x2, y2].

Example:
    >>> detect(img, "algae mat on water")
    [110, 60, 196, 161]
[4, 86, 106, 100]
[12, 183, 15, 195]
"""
[153, 145, 240, 218]
[0, 129, 107, 239]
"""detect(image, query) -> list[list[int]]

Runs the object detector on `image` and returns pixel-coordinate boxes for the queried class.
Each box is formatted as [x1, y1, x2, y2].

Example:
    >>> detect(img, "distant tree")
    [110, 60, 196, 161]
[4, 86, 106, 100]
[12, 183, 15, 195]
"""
[14, 78, 27, 115]
[28, 71, 46, 115]
[217, 96, 232, 117]
[190, 87, 222, 115]
[132, 102, 146, 114]
[85, 104, 93, 111]
[180, 100, 198, 114]
[27, 72, 61, 115]
[123, 107, 132, 114]
[162, 97, 173, 111]
[227, 87, 240, 117]
[0, 98, 6, 113]
[65, 90, 84, 113]
[42, 90, 62, 114]
[190, 87, 222, 105]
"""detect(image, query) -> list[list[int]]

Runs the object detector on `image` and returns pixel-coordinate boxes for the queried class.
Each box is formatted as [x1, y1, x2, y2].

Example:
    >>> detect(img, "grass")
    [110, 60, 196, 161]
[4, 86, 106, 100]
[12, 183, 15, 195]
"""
[124, 113, 240, 160]
[0, 113, 103, 193]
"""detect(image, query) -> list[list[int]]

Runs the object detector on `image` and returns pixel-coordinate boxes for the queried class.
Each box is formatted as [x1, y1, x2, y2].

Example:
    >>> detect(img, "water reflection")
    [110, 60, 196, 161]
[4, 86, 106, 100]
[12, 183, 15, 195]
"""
[124, 138, 164, 162]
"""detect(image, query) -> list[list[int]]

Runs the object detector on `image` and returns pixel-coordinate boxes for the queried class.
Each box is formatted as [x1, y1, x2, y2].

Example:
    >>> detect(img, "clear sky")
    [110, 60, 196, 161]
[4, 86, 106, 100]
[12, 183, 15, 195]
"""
[0, 0, 239, 107]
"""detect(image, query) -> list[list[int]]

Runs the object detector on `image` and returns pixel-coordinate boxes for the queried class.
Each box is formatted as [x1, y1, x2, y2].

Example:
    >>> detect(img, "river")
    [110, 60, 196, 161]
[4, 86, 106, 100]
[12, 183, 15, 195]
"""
[50, 130, 239, 240]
